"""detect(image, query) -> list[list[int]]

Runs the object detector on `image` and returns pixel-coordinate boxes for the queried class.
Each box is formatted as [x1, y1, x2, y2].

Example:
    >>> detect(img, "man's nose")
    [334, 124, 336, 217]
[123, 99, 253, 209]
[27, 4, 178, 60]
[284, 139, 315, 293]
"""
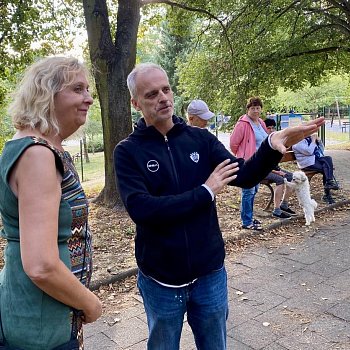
[158, 90, 168, 101]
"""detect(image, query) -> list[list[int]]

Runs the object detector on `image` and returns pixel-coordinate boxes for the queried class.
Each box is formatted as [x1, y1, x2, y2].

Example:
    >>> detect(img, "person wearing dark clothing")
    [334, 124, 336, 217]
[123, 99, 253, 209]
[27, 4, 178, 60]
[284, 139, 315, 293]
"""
[292, 134, 339, 204]
[264, 118, 296, 217]
[113, 63, 324, 350]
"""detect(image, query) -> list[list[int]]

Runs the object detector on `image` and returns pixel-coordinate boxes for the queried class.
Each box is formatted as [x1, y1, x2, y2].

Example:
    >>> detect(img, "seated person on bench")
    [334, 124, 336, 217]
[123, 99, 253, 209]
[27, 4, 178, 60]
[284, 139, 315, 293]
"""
[292, 133, 339, 204]
[264, 118, 296, 218]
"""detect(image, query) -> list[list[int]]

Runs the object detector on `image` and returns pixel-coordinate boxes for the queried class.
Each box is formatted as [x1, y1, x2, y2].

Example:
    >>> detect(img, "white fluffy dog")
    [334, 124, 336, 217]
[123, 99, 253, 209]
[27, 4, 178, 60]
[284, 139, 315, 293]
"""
[284, 171, 317, 226]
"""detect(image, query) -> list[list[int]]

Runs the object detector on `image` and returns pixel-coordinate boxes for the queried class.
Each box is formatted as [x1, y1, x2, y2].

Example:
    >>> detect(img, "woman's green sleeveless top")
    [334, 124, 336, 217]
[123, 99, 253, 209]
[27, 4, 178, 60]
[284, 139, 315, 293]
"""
[0, 137, 92, 350]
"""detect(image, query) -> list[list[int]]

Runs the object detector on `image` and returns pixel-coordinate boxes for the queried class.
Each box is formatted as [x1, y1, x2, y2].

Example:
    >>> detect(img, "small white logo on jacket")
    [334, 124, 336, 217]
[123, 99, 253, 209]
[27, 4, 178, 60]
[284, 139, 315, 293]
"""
[190, 152, 199, 163]
[147, 160, 159, 172]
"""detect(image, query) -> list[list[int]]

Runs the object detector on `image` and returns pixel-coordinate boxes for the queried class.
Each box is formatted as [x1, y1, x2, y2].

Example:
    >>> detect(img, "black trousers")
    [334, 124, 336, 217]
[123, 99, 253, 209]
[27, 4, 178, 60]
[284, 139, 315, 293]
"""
[303, 156, 335, 195]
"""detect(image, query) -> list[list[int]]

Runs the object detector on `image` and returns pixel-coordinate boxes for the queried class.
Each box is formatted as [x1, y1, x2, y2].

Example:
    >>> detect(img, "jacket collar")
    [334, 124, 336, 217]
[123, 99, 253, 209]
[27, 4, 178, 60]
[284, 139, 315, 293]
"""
[133, 115, 187, 138]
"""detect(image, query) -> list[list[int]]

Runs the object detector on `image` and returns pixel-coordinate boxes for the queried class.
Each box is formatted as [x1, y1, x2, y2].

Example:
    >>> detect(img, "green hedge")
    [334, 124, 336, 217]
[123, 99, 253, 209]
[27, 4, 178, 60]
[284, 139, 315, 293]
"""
[87, 136, 104, 153]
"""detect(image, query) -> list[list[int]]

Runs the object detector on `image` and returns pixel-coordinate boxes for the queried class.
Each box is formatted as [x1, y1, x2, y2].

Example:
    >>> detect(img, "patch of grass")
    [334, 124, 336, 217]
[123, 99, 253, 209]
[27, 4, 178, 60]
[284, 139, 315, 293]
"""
[64, 144, 105, 194]
[62, 144, 80, 154]
[64, 145, 103, 179]
[325, 130, 350, 144]
[327, 141, 350, 150]
[75, 152, 105, 182]
[324, 130, 350, 149]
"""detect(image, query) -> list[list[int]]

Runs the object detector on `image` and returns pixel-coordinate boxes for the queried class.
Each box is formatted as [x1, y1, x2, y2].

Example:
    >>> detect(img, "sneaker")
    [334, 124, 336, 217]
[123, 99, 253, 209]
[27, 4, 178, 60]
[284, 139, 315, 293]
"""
[322, 194, 336, 204]
[272, 211, 291, 219]
[324, 180, 339, 190]
[242, 222, 263, 231]
[281, 206, 297, 215]
[253, 219, 262, 225]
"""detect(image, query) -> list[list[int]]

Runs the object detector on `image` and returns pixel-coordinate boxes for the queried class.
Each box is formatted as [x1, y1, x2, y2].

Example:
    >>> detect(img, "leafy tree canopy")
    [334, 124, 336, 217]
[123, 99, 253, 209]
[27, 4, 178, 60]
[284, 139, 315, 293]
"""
[172, 0, 350, 119]
[0, 78, 15, 152]
[0, 0, 83, 81]
[270, 74, 350, 113]
[0, 0, 84, 149]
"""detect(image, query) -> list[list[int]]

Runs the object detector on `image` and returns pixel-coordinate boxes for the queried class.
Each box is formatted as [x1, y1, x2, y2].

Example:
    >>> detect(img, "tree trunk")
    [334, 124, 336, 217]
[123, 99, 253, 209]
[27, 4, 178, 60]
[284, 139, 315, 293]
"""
[82, 0, 140, 207]
[83, 134, 90, 163]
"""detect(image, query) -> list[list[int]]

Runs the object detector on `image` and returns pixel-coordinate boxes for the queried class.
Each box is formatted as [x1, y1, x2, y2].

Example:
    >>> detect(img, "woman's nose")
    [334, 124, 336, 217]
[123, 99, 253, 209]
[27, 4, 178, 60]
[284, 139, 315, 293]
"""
[84, 91, 93, 105]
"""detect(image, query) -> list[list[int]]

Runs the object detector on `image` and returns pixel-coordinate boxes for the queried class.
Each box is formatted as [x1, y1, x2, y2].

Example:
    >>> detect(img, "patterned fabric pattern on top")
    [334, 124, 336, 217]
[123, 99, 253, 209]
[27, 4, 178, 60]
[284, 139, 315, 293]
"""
[50, 142, 92, 349]
[60, 150, 92, 287]
[31, 136, 92, 288]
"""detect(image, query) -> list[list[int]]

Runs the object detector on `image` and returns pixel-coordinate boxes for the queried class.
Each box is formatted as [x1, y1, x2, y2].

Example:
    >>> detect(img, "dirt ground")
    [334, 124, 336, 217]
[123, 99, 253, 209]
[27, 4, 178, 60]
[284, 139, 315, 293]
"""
[86, 173, 350, 316]
[1, 173, 349, 318]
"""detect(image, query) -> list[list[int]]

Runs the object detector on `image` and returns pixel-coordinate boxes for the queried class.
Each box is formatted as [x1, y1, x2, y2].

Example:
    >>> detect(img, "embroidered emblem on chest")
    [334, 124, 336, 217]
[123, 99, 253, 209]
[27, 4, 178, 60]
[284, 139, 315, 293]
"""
[147, 160, 159, 172]
[190, 152, 200, 163]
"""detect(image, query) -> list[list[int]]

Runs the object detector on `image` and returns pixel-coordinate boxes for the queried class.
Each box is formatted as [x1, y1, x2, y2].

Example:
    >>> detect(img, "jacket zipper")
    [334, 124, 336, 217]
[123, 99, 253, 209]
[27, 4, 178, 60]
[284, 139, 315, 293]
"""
[164, 135, 192, 280]
[164, 135, 180, 189]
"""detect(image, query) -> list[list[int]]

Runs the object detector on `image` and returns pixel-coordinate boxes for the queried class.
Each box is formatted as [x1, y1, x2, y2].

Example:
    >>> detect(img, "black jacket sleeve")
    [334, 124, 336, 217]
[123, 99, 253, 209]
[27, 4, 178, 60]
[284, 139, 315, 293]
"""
[207, 132, 283, 188]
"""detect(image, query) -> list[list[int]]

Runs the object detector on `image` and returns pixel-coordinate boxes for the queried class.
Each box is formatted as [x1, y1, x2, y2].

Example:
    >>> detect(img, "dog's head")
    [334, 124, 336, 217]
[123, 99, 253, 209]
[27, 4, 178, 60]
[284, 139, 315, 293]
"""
[292, 171, 308, 185]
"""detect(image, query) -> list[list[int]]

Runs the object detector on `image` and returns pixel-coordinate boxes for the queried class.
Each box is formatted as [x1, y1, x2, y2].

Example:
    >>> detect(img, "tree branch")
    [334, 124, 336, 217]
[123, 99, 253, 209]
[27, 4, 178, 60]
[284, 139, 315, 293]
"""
[274, 0, 301, 20]
[302, 23, 338, 39]
[291, 8, 302, 38]
[57, 0, 81, 19]
[140, 0, 235, 59]
[323, 0, 347, 12]
[255, 45, 350, 66]
[254, 0, 301, 39]
[342, 0, 350, 13]
[285, 46, 350, 58]
[298, 4, 350, 36]
[316, 9, 350, 29]
[325, 0, 350, 27]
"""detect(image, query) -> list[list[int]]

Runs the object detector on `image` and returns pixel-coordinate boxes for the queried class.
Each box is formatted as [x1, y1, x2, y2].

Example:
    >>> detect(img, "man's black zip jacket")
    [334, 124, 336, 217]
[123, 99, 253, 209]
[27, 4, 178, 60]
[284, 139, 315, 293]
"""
[114, 116, 282, 285]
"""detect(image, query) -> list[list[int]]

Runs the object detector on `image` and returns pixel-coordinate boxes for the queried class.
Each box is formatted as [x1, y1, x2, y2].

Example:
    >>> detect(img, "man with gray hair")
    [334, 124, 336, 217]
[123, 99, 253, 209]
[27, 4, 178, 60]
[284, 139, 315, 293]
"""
[113, 62, 324, 349]
[187, 99, 215, 128]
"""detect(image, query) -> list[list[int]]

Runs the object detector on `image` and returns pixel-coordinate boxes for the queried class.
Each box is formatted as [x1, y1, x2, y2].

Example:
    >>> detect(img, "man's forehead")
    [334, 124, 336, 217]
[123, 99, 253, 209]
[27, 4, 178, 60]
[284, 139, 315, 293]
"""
[136, 69, 170, 96]
[137, 68, 168, 84]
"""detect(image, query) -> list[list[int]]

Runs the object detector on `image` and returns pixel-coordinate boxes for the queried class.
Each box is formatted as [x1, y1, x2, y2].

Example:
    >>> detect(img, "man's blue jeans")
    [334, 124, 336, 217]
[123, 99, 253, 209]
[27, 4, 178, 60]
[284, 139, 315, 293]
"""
[241, 185, 259, 226]
[137, 266, 228, 350]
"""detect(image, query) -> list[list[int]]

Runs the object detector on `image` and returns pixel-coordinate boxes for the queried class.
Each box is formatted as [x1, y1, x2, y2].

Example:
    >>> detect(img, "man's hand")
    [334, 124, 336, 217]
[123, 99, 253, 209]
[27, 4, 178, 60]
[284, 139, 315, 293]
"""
[205, 159, 239, 196]
[270, 117, 325, 154]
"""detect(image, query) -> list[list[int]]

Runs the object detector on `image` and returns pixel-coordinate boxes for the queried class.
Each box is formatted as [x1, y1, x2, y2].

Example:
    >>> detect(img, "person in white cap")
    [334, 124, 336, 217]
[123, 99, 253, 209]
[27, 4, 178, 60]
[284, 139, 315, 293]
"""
[187, 99, 215, 128]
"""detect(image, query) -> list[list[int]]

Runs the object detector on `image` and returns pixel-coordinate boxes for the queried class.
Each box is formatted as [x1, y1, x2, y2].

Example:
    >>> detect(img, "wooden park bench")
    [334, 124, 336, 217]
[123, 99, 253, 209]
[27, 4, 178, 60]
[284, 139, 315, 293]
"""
[260, 150, 320, 211]
[341, 121, 350, 133]
[72, 153, 81, 163]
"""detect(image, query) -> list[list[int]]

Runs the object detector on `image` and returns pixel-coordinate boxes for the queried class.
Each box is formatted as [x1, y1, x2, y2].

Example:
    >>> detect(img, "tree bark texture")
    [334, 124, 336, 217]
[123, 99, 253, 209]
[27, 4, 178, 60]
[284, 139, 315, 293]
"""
[83, 134, 90, 163]
[83, 0, 140, 207]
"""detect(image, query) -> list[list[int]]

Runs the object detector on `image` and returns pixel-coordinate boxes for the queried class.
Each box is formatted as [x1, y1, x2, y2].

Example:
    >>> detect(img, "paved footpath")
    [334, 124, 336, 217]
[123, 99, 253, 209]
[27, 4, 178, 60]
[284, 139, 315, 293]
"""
[84, 150, 350, 349]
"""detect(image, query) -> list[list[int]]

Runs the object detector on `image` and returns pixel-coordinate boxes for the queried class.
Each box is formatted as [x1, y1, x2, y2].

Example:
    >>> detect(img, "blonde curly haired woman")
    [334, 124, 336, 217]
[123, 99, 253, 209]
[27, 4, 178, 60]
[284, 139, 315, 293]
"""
[0, 56, 102, 349]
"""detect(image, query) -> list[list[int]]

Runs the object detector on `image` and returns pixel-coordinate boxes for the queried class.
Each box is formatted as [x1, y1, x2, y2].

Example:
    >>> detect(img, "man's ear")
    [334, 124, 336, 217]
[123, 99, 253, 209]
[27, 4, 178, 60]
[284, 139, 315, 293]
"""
[131, 98, 140, 111]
